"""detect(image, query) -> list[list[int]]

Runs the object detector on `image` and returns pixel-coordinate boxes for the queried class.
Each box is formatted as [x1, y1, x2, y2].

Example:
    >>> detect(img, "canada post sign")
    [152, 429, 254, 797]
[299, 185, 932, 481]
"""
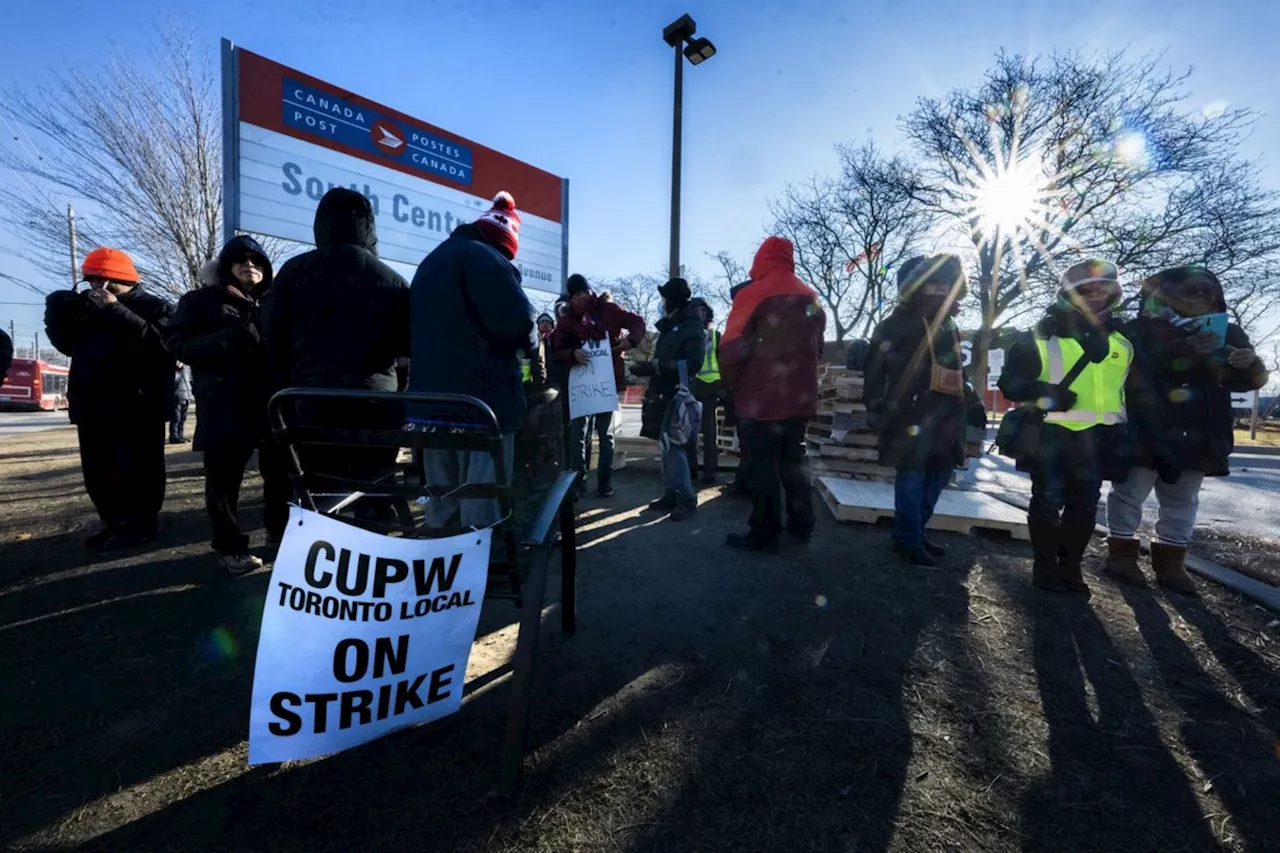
[221, 40, 568, 291]
[283, 78, 474, 187]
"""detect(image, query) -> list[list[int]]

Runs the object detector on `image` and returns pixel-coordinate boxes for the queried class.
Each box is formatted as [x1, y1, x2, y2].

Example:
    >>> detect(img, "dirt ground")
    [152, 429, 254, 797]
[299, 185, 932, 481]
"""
[2, 425, 1280, 853]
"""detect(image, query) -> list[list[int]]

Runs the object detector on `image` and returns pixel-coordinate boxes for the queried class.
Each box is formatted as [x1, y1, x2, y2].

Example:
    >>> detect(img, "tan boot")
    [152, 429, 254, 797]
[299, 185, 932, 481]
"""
[1105, 537, 1147, 587]
[1150, 542, 1197, 596]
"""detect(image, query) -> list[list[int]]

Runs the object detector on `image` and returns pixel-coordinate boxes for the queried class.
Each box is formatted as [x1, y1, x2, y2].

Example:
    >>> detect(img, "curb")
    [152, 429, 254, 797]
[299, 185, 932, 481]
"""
[977, 488, 1280, 614]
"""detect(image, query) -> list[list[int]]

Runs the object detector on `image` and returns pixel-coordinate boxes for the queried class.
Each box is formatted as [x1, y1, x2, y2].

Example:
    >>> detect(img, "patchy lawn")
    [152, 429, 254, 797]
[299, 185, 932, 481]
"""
[1, 426, 1278, 853]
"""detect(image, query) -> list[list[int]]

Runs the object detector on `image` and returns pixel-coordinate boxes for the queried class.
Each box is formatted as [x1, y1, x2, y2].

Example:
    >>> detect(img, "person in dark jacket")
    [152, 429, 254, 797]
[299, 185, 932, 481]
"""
[553, 273, 647, 498]
[262, 188, 410, 498]
[1105, 266, 1268, 594]
[409, 191, 534, 529]
[720, 237, 827, 552]
[687, 297, 724, 487]
[864, 255, 984, 566]
[0, 327, 12, 385]
[999, 259, 1176, 595]
[631, 277, 705, 521]
[44, 248, 174, 550]
[166, 237, 292, 575]
[168, 363, 192, 444]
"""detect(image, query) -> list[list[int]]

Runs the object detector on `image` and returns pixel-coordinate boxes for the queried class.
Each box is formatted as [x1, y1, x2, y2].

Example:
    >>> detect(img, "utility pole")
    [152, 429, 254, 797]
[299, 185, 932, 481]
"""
[68, 205, 79, 289]
[1250, 390, 1260, 441]
[33, 332, 39, 362]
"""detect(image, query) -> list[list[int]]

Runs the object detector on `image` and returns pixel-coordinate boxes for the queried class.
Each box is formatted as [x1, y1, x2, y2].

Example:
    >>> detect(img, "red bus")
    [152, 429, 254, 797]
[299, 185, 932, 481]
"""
[0, 359, 70, 411]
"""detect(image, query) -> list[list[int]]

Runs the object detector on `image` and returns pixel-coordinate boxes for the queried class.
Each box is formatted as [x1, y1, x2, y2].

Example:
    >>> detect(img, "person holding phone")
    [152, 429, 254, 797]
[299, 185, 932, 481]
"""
[999, 259, 1175, 596]
[44, 248, 174, 550]
[1105, 266, 1269, 594]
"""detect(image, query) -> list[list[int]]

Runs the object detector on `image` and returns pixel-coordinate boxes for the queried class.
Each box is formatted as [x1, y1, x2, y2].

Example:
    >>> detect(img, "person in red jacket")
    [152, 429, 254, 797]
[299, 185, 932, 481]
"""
[552, 273, 647, 497]
[719, 237, 827, 553]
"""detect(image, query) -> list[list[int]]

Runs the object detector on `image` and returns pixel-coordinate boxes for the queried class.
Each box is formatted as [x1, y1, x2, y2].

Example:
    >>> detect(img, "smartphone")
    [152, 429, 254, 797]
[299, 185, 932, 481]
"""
[1193, 312, 1229, 350]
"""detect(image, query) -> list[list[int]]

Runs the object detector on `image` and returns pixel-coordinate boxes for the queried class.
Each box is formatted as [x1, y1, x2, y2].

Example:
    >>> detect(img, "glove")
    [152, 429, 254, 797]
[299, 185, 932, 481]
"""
[1034, 382, 1076, 412]
[630, 360, 656, 378]
[1154, 452, 1182, 485]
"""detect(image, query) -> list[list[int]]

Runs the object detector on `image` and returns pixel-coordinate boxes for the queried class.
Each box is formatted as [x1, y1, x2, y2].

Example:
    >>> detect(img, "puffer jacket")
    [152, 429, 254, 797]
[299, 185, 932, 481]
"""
[262, 188, 410, 393]
[44, 285, 174, 425]
[1124, 316, 1267, 476]
[719, 237, 826, 421]
[639, 304, 705, 440]
[864, 306, 980, 469]
[165, 235, 275, 450]
[407, 223, 534, 431]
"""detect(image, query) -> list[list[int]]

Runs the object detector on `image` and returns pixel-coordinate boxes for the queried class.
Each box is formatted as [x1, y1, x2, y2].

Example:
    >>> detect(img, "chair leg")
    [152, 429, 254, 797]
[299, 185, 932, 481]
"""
[559, 499, 577, 635]
[498, 542, 550, 798]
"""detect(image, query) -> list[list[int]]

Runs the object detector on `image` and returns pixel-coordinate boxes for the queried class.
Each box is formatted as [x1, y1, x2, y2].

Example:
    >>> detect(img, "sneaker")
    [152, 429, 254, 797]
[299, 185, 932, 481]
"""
[922, 538, 946, 558]
[219, 553, 265, 575]
[726, 532, 780, 554]
[893, 544, 937, 567]
[668, 502, 697, 522]
[597, 481, 614, 498]
[645, 496, 677, 513]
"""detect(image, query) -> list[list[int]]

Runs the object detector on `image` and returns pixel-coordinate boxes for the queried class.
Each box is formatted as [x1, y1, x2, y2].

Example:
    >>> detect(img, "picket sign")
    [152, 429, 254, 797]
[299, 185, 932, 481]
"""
[568, 337, 618, 420]
[249, 506, 490, 765]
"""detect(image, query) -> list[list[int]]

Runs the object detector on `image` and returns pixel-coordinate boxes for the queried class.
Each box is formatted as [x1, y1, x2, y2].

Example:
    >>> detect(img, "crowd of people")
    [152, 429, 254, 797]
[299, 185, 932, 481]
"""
[31, 185, 1269, 592]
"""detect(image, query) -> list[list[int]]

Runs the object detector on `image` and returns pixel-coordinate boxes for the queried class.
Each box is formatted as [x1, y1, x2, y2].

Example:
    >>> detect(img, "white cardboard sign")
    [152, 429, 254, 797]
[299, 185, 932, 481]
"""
[568, 337, 619, 420]
[249, 506, 490, 764]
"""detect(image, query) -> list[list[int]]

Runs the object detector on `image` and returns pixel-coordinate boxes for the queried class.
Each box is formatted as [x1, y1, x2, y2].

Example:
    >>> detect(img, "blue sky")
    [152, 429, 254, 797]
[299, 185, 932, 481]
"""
[2, 0, 1279, 349]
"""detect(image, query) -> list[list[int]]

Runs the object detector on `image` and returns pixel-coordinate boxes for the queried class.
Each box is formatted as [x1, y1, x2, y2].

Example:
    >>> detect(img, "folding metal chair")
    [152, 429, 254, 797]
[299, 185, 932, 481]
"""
[268, 388, 578, 795]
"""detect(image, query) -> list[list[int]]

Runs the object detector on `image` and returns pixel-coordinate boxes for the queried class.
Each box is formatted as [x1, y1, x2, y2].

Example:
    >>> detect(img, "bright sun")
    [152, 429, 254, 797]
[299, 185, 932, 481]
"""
[971, 161, 1045, 234]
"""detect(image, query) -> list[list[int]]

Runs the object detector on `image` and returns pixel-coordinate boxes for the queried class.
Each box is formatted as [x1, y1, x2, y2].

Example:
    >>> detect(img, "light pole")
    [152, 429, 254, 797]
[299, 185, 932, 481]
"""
[663, 14, 716, 280]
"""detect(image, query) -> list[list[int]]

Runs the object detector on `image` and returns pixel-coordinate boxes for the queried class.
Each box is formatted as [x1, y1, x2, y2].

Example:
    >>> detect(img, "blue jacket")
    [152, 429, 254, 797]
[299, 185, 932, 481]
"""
[408, 225, 534, 430]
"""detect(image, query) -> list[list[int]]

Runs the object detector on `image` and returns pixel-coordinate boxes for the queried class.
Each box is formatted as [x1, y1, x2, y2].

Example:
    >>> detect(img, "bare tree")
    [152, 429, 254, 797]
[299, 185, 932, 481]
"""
[703, 250, 747, 324]
[769, 143, 930, 342]
[0, 27, 284, 299]
[900, 49, 1280, 377]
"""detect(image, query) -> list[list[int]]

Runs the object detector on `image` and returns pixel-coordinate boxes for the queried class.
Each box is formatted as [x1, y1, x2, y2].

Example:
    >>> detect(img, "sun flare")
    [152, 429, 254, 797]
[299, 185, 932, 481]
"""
[970, 160, 1046, 235]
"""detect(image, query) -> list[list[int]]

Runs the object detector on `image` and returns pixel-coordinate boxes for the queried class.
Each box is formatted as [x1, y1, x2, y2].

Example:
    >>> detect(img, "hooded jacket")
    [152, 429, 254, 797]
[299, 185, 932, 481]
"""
[164, 235, 275, 449]
[44, 280, 174, 425]
[262, 188, 410, 393]
[1123, 274, 1268, 476]
[407, 223, 534, 431]
[638, 302, 706, 440]
[719, 237, 826, 422]
[551, 293, 647, 394]
[0, 328, 11, 384]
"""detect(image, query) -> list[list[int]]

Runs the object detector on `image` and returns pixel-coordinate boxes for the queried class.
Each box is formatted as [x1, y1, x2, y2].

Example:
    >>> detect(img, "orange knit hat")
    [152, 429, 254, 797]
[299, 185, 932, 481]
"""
[82, 248, 140, 284]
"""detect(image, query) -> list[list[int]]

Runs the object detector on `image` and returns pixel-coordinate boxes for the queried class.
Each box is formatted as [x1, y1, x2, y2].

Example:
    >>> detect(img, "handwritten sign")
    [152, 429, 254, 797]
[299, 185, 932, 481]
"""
[568, 338, 618, 420]
[248, 507, 490, 764]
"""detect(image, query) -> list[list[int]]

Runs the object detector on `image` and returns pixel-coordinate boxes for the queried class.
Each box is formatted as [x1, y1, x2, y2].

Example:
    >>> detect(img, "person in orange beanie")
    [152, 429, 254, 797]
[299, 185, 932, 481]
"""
[45, 248, 175, 550]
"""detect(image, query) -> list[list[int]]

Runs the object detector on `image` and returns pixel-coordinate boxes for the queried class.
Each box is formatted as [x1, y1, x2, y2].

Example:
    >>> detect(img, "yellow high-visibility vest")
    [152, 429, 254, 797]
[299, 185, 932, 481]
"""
[697, 329, 721, 383]
[1033, 331, 1132, 431]
[521, 359, 532, 383]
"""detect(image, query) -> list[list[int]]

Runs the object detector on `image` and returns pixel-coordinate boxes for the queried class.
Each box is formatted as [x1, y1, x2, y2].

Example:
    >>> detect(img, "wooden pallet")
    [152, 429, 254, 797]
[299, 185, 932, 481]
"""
[818, 400, 868, 415]
[806, 437, 879, 461]
[817, 476, 1030, 540]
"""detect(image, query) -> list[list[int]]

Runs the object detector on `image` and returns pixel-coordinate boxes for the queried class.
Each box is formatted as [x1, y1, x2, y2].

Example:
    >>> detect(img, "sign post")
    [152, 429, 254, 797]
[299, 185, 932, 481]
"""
[220, 40, 568, 294]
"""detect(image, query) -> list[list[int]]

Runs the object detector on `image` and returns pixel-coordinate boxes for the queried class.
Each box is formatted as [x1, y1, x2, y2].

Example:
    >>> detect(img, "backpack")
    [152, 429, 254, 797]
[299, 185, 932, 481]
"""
[661, 361, 703, 451]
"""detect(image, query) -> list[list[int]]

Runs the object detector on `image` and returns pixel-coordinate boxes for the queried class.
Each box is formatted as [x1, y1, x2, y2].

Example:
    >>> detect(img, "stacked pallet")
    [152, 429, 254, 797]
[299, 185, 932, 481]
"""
[806, 367, 895, 484]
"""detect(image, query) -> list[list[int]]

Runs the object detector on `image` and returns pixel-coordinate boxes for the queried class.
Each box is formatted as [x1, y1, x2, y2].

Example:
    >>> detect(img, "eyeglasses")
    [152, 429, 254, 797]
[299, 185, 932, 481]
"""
[233, 255, 262, 268]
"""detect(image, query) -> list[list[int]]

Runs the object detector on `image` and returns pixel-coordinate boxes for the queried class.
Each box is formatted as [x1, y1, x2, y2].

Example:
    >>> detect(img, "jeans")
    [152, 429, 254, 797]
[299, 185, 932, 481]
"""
[1030, 465, 1102, 566]
[1106, 467, 1205, 545]
[571, 411, 614, 475]
[422, 432, 516, 530]
[203, 440, 292, 554]
[661, 437, 696, 503]
[694, 395, 719, 480]
[892, 466, 952, 550]
[737, 418, 814, 542]
[169, 401, 189, 441]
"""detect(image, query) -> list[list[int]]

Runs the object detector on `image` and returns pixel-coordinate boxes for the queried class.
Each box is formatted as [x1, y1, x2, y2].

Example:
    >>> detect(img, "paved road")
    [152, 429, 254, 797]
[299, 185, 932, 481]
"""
[0, 411, 73, 439]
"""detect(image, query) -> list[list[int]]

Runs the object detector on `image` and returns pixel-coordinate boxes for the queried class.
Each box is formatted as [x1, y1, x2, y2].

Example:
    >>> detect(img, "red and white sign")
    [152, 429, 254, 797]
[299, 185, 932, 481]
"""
[222, 42, 567, 292]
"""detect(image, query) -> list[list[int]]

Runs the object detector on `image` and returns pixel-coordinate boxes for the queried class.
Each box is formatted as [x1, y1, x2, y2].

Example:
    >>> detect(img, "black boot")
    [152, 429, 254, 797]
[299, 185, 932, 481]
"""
[1057, 511, 1096, 597]
[596, 467, 614, 498]
[1028, 514, 1067, 592]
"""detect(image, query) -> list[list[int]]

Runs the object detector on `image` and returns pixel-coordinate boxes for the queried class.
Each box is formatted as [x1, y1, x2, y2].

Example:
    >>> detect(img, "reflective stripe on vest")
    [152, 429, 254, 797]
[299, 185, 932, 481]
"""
[521, 360, 532, 383]
[698, 329, 720, 382]
[1034, 332, 1132, 430]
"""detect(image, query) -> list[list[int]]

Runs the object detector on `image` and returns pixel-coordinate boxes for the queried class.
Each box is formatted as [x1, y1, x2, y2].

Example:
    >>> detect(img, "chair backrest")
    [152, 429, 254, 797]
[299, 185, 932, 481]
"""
[267, 388, 513, 545]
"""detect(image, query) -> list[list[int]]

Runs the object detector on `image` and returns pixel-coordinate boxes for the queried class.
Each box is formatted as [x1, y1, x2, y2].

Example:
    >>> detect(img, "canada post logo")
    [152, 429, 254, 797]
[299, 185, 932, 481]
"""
[281, 78, 473, 186]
